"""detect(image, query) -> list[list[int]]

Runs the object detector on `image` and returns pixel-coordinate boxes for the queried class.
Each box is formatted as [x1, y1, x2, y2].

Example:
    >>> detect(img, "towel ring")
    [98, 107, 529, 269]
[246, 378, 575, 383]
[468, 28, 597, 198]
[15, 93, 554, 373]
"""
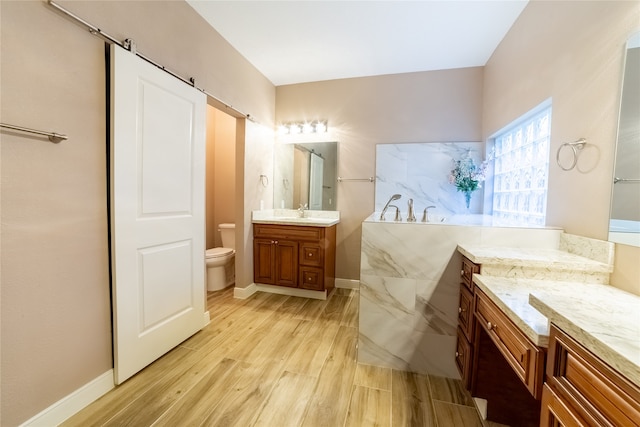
[556, 138, 587, 171]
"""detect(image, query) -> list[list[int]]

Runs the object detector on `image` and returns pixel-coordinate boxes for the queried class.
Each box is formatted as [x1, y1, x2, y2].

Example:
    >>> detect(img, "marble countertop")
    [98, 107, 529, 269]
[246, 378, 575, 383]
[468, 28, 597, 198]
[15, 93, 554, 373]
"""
[457, 244, 613, 273]
[472, 274, 640, 387]
[529, 285, 640, 388]
[472, 275, 552, 347]
[252, 209, 340, 227]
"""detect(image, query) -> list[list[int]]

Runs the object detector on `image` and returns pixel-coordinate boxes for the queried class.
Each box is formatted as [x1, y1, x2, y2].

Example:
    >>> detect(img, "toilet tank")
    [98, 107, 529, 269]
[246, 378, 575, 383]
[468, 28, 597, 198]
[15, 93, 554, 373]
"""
[218, 223, 236, 249]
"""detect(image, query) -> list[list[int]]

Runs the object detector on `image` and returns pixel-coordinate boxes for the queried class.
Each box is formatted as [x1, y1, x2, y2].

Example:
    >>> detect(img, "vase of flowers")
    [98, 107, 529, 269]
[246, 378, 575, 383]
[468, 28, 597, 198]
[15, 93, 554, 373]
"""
[448, 151, 489, 210]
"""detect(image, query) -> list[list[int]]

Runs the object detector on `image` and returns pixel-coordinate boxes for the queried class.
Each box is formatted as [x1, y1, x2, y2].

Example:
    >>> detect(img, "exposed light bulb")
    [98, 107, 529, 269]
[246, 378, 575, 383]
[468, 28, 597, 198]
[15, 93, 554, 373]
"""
[315, 121, 327, 133]
[302, 123, 313, 134]
[290, 124, 301, 134]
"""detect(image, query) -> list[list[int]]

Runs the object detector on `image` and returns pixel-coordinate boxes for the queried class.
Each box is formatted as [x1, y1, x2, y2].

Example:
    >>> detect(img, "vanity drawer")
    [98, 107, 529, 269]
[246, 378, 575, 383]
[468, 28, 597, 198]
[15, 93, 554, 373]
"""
[299, 243, 323, 267]
[254, 224, 322, 241]
[474, 288, 545, 398]
[546, 325, 640, 426]
[460, 256, 480, 291]
[458, 285, 474, 341]
[299, 266, 324, 291]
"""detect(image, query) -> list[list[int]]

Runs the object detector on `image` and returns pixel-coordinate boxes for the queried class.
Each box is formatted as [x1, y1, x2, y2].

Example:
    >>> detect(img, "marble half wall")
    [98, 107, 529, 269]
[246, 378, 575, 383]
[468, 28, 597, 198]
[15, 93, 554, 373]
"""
[375, 142, 484, 217]
[358, 219, 562, 377]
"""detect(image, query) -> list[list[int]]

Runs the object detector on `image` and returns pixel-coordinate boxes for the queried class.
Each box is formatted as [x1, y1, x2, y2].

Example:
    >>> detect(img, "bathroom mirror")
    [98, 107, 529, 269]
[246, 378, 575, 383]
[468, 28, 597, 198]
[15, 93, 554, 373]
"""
[609, 31, 640, 247]
[274, 141, 338, 210]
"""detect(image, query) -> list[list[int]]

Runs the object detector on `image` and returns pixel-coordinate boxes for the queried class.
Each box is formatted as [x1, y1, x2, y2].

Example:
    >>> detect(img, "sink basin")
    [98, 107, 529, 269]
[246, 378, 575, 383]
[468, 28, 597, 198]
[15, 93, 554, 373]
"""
[252, 209, 340, 227]
[277, 216, 324, 222]
[264, 216, 338, 225]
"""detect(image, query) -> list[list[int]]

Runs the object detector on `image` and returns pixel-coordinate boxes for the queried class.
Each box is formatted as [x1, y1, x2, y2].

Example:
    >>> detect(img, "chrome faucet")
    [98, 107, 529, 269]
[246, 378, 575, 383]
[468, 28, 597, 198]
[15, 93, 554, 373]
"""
[422, 205, 436, 222]
[388, 205, 402, 221]
[407, 198, 416, 222]
[380, 194, 402, 220]
[298, 203, 308, 218]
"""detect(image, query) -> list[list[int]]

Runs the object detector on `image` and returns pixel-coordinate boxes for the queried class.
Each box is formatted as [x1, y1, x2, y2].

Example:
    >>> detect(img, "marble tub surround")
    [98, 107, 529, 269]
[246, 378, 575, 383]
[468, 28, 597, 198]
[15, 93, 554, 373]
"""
[529, 284, 640, 387]
[367, 212, 560, 229]
[359, 218, 562, 378]
[375, 142, 485, 216]
[251, 209, 340, 226]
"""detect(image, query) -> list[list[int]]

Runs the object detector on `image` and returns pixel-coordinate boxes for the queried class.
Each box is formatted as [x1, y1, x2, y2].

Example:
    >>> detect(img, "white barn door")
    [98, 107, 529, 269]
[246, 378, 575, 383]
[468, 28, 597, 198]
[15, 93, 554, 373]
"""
[110, 44, 206, 384]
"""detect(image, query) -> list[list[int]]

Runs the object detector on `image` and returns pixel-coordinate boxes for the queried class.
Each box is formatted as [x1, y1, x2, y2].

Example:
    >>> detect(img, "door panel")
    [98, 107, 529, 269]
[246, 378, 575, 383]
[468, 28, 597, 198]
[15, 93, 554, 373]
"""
[110, 44, 206, 384]
[275, 241, 298, 287]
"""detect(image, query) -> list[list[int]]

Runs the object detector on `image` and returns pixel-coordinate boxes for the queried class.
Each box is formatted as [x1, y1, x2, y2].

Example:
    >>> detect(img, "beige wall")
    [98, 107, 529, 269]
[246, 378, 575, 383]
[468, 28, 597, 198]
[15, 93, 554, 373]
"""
[276, 67, 484, 279]
[483, 0, 640, 295]
[0, 1, 275, 425]
[206, 106, 237, 249]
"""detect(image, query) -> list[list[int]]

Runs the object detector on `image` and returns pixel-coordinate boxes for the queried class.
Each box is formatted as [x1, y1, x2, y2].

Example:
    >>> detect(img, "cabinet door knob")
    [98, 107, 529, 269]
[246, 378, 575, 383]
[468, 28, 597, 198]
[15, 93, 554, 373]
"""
[455, 351, 462, 358]
[308, 253, 313, 257]
[487, 321, 494, 331]
[458, 307, 465, 313]
[461, 269, 465, 276]
[274, 240, 278, 245]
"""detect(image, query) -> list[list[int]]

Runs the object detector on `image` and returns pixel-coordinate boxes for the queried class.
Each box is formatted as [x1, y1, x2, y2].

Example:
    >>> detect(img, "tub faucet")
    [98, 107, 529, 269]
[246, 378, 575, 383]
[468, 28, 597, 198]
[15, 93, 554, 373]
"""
[380, 194, 402, 221]
[407, 199, 416, 222]
[422, 206, 436, 222]
[388, 205, 402, 221]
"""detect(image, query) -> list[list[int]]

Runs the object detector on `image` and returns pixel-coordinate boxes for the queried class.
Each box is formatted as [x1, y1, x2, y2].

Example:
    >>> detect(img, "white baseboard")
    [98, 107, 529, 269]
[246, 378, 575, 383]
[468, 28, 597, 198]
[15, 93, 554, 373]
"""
[335, 278, 360, 289]
[473, 397, 488, 420]
[20, 370, 114, 427]
[203, 310, 211, 327]
[233, 283, 257, 299]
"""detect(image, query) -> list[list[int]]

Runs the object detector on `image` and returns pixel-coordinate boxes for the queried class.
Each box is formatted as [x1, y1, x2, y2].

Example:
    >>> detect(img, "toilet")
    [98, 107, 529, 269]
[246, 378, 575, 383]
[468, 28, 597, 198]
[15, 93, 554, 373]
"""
[205, 223, 235, 291]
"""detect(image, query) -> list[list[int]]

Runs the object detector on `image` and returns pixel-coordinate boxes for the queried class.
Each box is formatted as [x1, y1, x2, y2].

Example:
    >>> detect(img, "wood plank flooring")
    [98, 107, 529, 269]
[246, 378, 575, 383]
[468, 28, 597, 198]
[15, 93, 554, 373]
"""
[63, 287, 488, 427]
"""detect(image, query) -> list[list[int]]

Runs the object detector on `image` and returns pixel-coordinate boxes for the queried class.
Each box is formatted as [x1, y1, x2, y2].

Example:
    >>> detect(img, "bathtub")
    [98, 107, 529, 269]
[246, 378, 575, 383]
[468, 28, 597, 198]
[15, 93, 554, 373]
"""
[366, 212, 552, 228]
[609, 219, 640, 246]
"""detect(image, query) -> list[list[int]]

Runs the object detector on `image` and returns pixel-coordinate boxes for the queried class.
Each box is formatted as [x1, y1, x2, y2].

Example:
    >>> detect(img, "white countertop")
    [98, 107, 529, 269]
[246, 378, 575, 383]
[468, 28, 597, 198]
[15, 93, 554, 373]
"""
[252, 209, 340, 227]
[458, 244, 613, 274]
[529, 285, 640, 388]
[472, 274, 640, 387]
[472, 275, 552, 347]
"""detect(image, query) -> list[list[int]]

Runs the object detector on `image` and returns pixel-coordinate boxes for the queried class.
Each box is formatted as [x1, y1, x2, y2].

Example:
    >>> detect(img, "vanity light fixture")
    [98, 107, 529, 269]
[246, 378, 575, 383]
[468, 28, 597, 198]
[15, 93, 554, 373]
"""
[277, 120, 328, 135]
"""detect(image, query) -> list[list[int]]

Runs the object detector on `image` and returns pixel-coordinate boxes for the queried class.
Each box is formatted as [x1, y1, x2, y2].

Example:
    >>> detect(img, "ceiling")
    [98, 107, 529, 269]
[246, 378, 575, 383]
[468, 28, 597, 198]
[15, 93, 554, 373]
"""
[186, 1, 528, 87]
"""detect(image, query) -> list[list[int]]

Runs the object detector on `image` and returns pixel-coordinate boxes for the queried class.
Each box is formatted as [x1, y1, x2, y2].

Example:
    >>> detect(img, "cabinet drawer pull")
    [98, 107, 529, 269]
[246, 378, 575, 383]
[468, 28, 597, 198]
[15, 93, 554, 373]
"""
[458, 307, 465, 313]
[487, 321, 494, 331]
[455, 351, 461, 358]
[461, 269, 465, 276]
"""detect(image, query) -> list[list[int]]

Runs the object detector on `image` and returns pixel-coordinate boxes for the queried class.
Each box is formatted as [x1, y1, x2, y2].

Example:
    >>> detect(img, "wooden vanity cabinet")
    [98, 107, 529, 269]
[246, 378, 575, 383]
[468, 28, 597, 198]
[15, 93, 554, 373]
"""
[541, 325, 640, 427]
[253, 223, 336, 292]
[474, 288, 546, 399]
[456, 256, 480, 389]
[253, 238, 298, 287]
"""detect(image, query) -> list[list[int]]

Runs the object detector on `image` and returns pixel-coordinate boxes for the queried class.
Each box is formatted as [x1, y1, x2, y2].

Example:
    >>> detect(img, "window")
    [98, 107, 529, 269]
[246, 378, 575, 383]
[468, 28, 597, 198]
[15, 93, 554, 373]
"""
[491, 102, 552, 226]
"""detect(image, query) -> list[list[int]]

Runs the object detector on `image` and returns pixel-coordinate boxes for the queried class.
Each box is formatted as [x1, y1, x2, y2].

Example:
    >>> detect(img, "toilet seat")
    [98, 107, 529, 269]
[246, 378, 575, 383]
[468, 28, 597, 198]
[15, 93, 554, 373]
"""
[206, 247, 234, 259]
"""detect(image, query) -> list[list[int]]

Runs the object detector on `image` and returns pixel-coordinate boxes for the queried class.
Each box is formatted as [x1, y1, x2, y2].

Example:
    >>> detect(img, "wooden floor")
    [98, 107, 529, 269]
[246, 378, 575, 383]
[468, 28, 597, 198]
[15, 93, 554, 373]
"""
[64, 287, 487, 427]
